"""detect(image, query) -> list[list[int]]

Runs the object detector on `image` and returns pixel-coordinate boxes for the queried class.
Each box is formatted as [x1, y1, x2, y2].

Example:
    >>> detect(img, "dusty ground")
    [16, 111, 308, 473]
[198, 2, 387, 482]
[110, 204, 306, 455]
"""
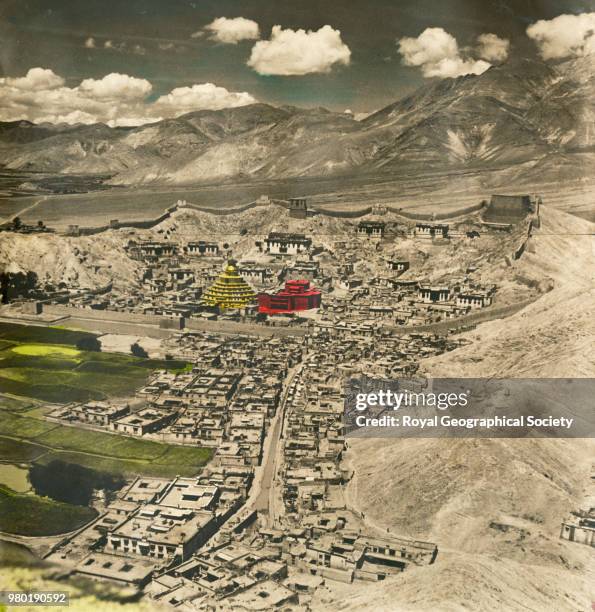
[320, 207, 595, 611]
[6, 171, 595, 230]
[98, 334, 162, 357]
[0, 231, 140, 290]
[1, 198, 592, 612]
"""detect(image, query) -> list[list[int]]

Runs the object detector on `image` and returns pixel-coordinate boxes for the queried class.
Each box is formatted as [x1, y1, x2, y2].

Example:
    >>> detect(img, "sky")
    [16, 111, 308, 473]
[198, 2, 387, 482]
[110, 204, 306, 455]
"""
[0, 0, 594, 125]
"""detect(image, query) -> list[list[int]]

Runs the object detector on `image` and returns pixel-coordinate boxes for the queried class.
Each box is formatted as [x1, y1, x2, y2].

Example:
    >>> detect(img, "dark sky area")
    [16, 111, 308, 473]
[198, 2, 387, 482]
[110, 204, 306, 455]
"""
[1, 0, 594, 115]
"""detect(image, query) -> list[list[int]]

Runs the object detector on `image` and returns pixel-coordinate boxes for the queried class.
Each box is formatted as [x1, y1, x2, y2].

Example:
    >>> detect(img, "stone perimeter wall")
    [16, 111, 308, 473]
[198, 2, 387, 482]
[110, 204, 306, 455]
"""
[42, 304, 309, 338]
[385, 296, 538, 335]
[60, 197, 490, 236]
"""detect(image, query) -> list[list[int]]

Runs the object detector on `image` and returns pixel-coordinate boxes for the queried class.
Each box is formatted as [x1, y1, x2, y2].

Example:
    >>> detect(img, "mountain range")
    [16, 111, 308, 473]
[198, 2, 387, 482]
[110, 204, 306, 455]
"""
[0, 56, 593, 186]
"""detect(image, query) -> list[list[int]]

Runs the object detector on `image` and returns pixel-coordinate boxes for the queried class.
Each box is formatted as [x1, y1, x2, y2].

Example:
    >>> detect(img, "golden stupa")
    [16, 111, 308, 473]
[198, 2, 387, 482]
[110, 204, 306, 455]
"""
[201, 261, 256, 310]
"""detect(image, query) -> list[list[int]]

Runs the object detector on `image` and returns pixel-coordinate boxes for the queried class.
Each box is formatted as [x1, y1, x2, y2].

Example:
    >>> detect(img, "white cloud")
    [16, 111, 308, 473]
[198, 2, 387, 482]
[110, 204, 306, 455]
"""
[248, 25, 351, 75]
[476, 33, 510, 62]
[153, 83, 256, 114]
[202, 17, 260, 44]
[36, 110, 99, 125]
[399, 28, 459, 67]
[0, 68, 259, 126]
[79, 73, 152, 100]
[84, 37, 96, 49]
[423, 57, 490, 78]
[398, 27, 492, 78]
[527, 12, 595, 59]
[6, 68, 65, 91]
[107, 115, 163, 127]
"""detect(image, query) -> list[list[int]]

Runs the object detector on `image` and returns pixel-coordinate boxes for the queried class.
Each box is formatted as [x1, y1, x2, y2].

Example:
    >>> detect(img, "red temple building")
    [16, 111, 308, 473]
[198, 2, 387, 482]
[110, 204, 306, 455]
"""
[258, 280, 321, 315]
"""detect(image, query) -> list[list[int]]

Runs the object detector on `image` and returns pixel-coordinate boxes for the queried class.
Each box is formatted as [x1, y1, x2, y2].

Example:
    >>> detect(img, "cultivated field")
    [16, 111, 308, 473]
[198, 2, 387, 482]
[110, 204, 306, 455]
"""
[0, 323, 189, 403]
[0, 322, 212, 480]
[0, 406, 213, 479]
[0, 420, 213, 479]
[0, 484, 97, 536]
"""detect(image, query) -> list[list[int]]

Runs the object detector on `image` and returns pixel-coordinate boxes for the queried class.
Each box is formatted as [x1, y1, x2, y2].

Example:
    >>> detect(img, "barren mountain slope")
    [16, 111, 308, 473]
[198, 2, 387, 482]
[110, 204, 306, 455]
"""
[319, 208, 595, 611]
[1, 57, 593, 186]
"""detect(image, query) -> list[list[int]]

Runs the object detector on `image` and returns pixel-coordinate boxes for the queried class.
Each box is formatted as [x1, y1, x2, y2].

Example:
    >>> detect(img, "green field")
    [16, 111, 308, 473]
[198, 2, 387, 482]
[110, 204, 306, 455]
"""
[0, 323, 97, 346]
[0, 485, 98, 536]
[0, 437, 46, 462]
[0, 395, 34, 413]
[0, 396, 211, 479]
[0, 464, 31, 493]
[33, 449, 211, 479]
[0, 427, 212, 479]
[12, 344, 80, 357]
[0, 323, 189, 403]
[0, 322, 212, 479]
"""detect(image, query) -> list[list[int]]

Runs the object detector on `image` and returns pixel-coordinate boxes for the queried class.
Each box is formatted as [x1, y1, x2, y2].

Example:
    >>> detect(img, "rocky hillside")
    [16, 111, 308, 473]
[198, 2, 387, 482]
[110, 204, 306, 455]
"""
[0, 56, 593, 186]
[327, 209, 595, 611]
[0, 231, 140, 290]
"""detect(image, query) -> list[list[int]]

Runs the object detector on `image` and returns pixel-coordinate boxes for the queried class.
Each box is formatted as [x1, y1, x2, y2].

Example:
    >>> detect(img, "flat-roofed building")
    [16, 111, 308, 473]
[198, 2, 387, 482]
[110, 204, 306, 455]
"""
[185, 241, 219, 256]
[357, 221, 385, 238]
[72, 401, 130, 426]
[106, 505, 217, 562]
[264, 232, 312, 255]
[160, 478, 219, 511]
[111, 407, 177, 436]
[120, 477, 170, 504]
[418, 285, 449, 303]
[415, 223, 449, 239]
[75, 552, 158, 587]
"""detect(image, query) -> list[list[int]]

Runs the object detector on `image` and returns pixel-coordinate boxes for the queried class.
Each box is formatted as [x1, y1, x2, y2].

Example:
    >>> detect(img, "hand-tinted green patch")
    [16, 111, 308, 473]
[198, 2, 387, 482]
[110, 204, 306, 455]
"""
[0, 377, 105, 403]
[74, 361, 151, 381]
[0, 412, 57, 438]
[0, 353, 80, 371]
[0, 437, 47, 462]
[0, 485, 97, 536]
[155, 445, 212, 466]
[0, 355, 145, 403]
[12, 344, 80, 357]
[0, 395, 34, 412]
[34, 427, 168, 461]
[0, 325, 190, 403]
[34, 450, 209, 479]
[135, 359, 191, 371]
[0, 324, 206, 482]
[0, 414, 211, 479]
[0, 323, 98, 346]
[75, 360, 129, 374]
[80, 351, 190, 372]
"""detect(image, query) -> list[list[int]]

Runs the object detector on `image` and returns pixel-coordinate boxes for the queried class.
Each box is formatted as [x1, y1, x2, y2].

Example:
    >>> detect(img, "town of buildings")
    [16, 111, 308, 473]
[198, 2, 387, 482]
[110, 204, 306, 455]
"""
[4, 194, 540, 332]
[0, 193, 545, 608]
[41, 327, 446, 608]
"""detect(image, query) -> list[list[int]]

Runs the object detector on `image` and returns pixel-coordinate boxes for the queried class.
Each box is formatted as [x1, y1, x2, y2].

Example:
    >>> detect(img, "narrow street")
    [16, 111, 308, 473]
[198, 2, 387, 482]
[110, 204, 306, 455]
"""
[215, 360, 303, 533]
[252, 362, 302, 518]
